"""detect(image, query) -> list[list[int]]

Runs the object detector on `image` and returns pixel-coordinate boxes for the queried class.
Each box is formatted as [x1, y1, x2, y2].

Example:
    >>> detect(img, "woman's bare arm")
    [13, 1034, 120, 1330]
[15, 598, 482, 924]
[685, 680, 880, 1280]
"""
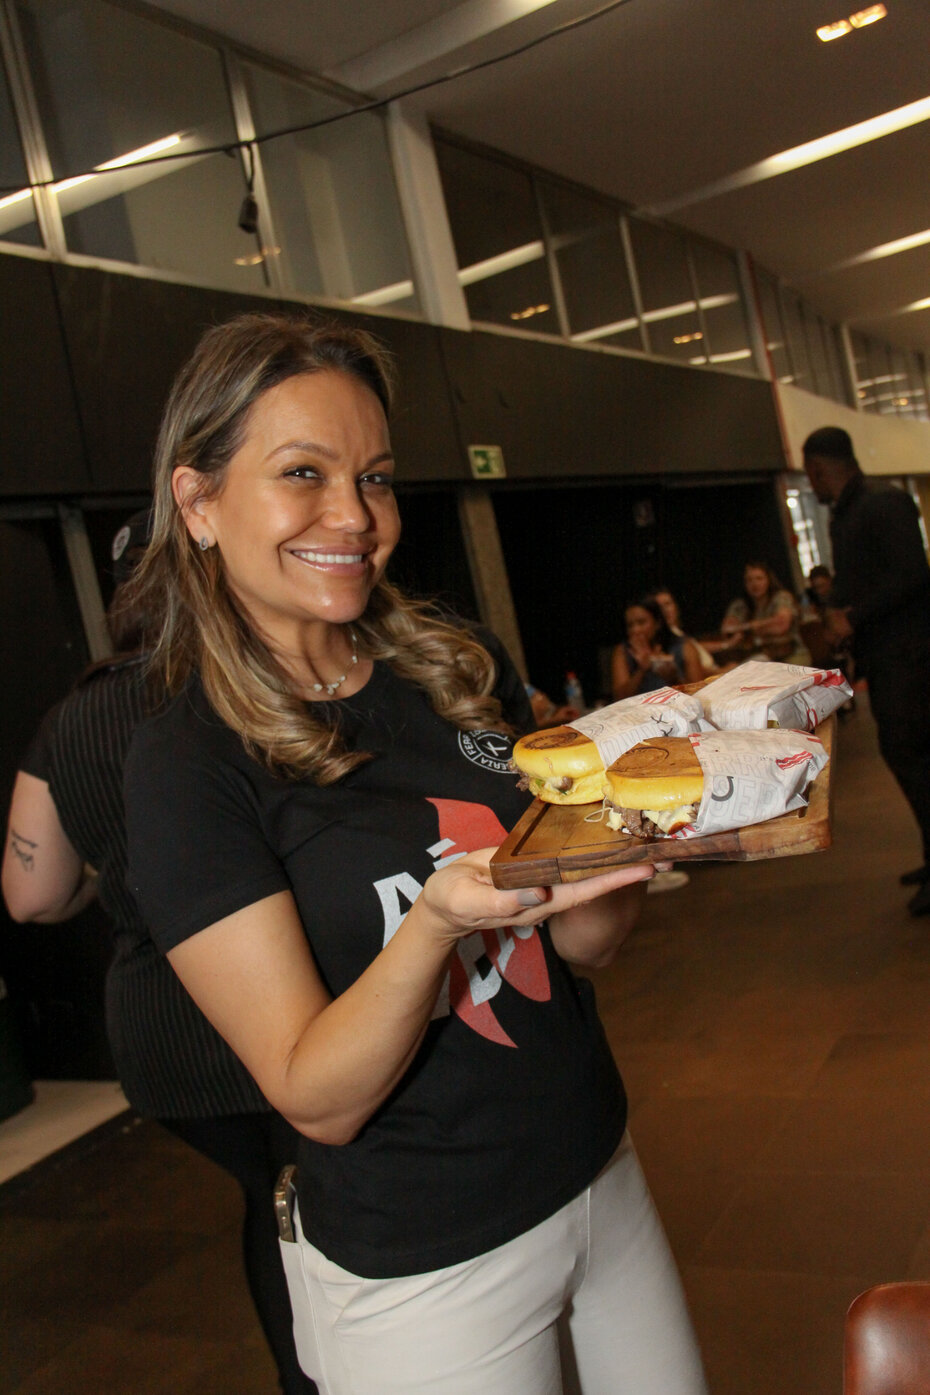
[611, 643, 647, 700]
[2, 772, 97, 923]
[166, 855, 655, 1145]
[681, 638, 705, 684]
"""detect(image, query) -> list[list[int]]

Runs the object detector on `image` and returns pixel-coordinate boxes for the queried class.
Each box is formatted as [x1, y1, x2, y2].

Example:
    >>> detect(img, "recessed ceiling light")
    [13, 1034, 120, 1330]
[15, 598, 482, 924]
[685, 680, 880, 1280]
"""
[647, 93, 930, 215]
[817, 19, 852, 40]
[817, 4, 886, 40]
[849, 4, 887, 27]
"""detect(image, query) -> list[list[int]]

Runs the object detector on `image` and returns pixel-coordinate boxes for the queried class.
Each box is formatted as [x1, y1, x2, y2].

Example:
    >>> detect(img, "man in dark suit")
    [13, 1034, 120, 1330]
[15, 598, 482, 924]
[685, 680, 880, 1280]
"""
[803, 426, 930, 914]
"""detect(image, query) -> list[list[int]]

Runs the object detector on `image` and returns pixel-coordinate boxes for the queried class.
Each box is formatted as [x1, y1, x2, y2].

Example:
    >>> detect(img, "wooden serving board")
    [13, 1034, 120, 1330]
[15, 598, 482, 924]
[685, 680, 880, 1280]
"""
[490, 716, 836, 889]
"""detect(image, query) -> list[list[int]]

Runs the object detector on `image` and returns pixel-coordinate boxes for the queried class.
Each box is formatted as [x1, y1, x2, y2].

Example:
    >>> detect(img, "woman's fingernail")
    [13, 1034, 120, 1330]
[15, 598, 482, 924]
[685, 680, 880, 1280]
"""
[517, 888, 545, 907]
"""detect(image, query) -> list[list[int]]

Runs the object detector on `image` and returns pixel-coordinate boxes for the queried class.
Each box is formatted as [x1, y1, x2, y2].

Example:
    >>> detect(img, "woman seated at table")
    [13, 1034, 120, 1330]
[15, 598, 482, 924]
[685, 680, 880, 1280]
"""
[719, 561, 810, 665]
[611, 595, 704, 700]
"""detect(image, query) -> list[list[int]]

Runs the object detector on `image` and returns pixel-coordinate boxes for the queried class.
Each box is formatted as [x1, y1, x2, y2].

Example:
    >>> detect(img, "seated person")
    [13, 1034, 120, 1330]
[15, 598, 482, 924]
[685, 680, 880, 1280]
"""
[650, 587, 718, 678]
[611, 596, 704, 699]
[719, 561, 810, 665]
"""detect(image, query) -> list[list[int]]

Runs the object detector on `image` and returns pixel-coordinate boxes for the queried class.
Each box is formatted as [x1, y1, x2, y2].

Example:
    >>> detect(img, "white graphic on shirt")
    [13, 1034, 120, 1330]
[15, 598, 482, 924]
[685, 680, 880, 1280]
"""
[457, 730, 513, 773]
[370, 798, 552, 1046]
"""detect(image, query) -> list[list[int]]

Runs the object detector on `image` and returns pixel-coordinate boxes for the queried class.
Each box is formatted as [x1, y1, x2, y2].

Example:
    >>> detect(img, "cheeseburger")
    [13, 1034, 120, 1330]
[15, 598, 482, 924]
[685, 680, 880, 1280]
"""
[603, 736, 703, 837]
[511, 726, 606, 805]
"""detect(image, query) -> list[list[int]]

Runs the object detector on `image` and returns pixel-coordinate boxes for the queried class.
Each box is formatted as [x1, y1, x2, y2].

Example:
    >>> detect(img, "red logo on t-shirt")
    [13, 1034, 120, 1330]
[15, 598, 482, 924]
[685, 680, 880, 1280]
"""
[427, 798, 551, 1048]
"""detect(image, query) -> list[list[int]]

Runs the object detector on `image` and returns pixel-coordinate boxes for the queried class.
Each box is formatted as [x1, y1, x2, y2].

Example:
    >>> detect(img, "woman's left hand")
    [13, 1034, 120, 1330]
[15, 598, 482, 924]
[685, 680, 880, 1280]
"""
[419, 847, 650, 935]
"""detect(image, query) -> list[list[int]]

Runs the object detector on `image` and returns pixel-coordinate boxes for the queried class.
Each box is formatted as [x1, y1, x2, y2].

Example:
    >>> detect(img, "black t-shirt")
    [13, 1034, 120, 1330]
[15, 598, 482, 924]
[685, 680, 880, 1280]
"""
[125, 654, 625, 1278]
[19, 660, 269, 1119]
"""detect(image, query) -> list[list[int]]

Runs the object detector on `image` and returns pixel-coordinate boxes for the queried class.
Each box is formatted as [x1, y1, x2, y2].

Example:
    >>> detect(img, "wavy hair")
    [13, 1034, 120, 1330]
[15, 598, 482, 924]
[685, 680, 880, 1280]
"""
[123, 312, 506, 782]
[740, 560, 786, 611]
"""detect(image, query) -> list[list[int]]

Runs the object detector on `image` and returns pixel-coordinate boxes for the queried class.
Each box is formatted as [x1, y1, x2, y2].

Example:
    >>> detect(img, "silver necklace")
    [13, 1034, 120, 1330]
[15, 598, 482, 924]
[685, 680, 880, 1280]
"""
[310, 629, 359, 696]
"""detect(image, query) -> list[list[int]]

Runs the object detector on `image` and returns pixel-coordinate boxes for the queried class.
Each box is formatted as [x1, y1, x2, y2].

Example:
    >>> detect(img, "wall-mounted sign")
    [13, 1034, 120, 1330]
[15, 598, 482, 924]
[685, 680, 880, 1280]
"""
[467, 444, 506, 479]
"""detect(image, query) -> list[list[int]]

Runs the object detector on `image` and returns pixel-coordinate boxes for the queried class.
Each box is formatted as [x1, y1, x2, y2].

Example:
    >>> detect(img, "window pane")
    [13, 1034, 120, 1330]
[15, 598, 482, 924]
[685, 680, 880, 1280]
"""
[435, 137, 557, 334]
[755, 271, 793, 384]
[779, 289, 813, 391]
[0, 56, 40, 247]
[626, 217, 702, 363]
[819, 321, 849, 405]
[245, 64, 419, 313]
[802, 305, 834, 399]
[16, 0, 267, 291]
[689, 241, 754, 375]
[537, 180, 642, 351]
[850, 332, 876, 412]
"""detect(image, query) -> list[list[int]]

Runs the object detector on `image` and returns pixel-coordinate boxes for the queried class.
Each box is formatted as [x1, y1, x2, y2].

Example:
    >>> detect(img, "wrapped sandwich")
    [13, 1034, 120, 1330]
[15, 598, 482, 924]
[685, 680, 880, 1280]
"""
[697, 660, 852, 732]
[602, 727, 829, 839]
[511, 686, 708, 805]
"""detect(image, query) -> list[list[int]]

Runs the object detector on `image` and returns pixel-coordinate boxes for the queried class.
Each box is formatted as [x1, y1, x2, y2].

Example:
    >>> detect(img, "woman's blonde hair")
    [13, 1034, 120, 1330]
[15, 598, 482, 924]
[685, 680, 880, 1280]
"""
[124, 311, 507, 782]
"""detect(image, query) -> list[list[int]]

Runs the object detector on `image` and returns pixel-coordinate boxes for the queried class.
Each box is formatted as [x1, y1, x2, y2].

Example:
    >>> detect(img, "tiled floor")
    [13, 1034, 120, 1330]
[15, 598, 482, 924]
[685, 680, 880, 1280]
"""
[3, 700, 929, 1393]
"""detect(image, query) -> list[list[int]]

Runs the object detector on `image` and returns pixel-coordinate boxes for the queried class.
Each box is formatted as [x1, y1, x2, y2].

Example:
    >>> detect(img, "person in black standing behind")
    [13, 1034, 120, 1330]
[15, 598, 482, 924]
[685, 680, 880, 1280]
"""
[2, 512, 318, 1395]
[802, 426, 930, 913]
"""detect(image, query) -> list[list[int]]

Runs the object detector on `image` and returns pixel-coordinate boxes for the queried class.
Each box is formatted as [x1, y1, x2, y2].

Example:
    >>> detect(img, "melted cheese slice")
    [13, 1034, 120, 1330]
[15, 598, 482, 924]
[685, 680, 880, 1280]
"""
[606, 804, 697, 834]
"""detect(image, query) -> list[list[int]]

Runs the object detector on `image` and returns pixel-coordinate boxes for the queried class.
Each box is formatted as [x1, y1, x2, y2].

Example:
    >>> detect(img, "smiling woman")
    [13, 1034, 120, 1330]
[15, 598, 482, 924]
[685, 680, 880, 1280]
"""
[119, 312, 707, 1395]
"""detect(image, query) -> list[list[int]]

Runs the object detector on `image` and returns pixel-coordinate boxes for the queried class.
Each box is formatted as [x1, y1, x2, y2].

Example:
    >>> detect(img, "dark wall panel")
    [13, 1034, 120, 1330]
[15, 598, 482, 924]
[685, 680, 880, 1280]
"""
[51, 265, 465, 493]
[0, 255, 89, 496]
[442, 328, 785, 480]
[51, 264, 284, 493]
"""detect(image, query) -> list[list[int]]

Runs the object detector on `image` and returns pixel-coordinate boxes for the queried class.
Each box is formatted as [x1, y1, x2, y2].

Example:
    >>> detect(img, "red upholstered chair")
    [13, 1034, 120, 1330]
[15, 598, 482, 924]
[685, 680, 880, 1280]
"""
[844, 1282, 930, 1395]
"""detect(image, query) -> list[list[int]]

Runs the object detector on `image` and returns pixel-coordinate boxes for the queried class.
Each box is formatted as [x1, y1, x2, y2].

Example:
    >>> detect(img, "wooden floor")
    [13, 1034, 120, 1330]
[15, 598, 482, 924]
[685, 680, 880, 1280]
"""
[4, 698, 930, 1393]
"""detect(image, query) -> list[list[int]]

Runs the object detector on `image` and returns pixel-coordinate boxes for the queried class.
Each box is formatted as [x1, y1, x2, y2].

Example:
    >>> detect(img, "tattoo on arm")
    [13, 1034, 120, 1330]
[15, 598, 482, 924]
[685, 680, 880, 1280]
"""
[10, 828, 37, 872]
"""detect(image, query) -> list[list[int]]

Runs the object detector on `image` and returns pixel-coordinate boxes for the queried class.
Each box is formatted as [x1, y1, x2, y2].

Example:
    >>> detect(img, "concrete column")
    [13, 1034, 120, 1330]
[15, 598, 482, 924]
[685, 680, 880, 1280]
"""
[386, 100, 470, 330]
[457, 486, 528, 682]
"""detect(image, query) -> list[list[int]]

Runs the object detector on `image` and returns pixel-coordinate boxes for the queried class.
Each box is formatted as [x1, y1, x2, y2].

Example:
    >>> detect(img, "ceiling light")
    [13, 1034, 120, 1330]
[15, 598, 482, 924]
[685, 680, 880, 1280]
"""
[0, 186, 32, 212]
[822, 226, 930, 273]
[817, 19, 852, 40]
[234, 245, 281, 267]
[817, 4, 886, 40]
[849, 4, 887, 27]
[351, 278, 415, 306]
[510, 303, 550, 320]
[647, 94, 930, 215]
[458, 241, 545, 286]
[673, 331, 703, 344]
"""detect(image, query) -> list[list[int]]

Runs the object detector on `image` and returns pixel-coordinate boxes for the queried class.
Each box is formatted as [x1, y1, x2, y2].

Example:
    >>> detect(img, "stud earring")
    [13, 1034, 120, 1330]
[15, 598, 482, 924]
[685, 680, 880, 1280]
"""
[199, 536, 211, 551]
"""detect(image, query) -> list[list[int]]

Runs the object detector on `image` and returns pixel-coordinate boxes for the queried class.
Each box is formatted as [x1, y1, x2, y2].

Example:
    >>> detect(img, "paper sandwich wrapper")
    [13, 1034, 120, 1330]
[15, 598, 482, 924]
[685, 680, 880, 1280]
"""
[569, 686, 712, 768]
[696, 660, 852, 732]
[679, 727, 830, 838]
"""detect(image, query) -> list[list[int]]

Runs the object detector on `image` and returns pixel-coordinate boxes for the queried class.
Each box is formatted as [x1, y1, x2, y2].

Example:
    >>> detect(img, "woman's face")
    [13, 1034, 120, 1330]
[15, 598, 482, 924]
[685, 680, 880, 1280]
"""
[744, 566, 769, 601]
[654, 590, 679, 629]
[626, 605, 658, 646]
[176, 369, 400, 643]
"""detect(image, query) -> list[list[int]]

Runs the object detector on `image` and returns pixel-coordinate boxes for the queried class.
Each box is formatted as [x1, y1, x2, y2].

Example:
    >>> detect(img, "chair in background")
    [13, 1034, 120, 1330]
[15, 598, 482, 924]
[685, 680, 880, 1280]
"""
[844, 1281, 930, 1394]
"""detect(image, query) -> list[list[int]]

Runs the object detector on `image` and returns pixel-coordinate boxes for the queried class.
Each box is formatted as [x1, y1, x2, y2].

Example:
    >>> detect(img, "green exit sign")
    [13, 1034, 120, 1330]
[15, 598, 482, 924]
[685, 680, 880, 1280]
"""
[467, 444, 506, 479]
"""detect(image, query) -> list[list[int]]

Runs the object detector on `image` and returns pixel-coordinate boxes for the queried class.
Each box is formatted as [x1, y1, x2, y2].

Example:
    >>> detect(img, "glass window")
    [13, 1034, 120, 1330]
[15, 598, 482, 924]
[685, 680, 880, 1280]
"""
[0, 56, 40, 247]
[801, 305, 836, 400]
[15, 0, 267, 291]
[536, 179, 643, 351]
[244, 64, 418, 313]
[910, 352, 929, 421]
[850, 331, 875, 412]
[434, 137, 557, 334]
[889, 347, 918, 418]
[626, 217, 702, 363]
[820, 320, 850, 405]
[754, 270, 793, 383]
[689, 240, 754, 375]
[779, 288, 813, 392]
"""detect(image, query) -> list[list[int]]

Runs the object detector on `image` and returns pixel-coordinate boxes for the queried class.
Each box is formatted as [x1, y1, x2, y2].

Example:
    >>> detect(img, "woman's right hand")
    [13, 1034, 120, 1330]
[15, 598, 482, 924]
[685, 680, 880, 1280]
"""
[628, 635, 653, 672]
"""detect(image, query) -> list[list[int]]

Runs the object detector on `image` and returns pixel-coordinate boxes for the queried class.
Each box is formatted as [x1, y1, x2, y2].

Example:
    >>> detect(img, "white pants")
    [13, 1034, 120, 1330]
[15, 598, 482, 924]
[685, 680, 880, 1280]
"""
[279, 1133, 708, 1395]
